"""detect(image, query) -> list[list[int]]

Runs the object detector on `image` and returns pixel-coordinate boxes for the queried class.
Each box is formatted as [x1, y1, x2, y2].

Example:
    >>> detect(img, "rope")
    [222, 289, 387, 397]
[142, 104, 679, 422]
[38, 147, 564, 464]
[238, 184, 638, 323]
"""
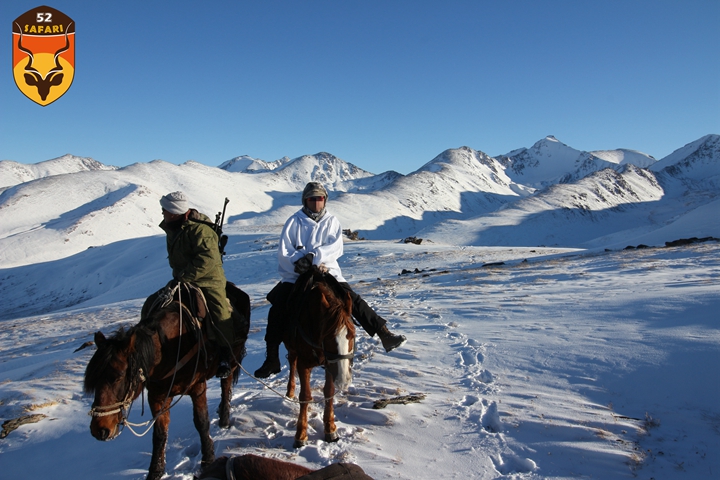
[238, 363, 337, 405]
[122, 416, 156, 437]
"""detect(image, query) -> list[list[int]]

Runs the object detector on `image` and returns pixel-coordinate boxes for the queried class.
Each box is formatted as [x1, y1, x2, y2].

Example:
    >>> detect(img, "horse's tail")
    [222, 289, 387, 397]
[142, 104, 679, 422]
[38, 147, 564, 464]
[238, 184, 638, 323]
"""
[226, 281, 251, 338]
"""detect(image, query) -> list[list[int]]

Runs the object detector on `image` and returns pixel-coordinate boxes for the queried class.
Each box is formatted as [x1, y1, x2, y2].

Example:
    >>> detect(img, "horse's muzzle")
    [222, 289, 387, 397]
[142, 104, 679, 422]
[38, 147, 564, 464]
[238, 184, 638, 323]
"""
[90, 419, 121, 441]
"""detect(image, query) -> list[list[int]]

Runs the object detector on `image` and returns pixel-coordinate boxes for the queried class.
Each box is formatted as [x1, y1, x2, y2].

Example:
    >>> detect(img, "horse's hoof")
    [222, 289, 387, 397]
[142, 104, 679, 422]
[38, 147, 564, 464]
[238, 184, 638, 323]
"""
[325, 431, 339, 443]
[293, 439, 308, 448]
[146, 471, 164, 480]
[219, 415, 231, 429]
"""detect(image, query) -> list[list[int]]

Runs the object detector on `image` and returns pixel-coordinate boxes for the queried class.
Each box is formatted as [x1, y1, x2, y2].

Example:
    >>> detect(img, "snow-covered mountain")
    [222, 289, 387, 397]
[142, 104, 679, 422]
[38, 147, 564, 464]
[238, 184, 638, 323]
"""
[0, 136, 717, 270]
[330, 146, 534, 237]
[220, 152, 377, 187]
[0, 154, 117, 188]
[268, 152, 378, 191]
[418, 164, 667, 248]
[590, 148, 657, 168]
[651, 134, 720, 186]
[218, 155, 293, 173]
[497, 136, 657, 188]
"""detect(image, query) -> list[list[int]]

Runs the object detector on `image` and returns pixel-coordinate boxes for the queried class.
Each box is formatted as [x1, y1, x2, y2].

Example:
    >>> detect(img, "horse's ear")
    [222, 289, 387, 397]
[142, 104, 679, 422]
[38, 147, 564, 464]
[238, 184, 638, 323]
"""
[94, 331, 107, 347]
[320, 294, 332, 309]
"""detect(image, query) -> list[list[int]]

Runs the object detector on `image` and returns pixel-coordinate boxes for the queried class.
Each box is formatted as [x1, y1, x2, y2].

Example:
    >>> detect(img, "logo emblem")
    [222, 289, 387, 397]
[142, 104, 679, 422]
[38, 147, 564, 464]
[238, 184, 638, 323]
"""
[12, 6, 75, 106]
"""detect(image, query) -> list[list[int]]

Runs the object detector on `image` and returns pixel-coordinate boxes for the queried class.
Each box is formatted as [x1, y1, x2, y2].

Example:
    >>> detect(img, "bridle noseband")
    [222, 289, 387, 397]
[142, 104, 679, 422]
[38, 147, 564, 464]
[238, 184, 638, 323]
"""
[88, 368, 146, 421]
[324, 350, 355, 364]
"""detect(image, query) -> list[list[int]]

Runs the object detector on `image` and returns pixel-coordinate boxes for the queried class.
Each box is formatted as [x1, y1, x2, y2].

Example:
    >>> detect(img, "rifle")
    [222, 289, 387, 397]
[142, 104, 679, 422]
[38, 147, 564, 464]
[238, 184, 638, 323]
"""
[214, 197, 230, 258]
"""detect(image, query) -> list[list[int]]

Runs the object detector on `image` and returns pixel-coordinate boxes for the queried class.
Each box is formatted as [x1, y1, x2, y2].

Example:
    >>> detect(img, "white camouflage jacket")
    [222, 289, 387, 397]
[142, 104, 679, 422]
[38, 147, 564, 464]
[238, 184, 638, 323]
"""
[277, 209, 347, 284]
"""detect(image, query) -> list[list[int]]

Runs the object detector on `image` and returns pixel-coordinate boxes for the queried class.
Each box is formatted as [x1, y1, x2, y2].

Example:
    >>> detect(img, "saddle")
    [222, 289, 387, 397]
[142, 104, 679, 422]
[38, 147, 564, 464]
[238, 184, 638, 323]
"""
[279, 267, 352, 349]
[142, 281, 250, 347]
[287, 266, 348, 313]
[141, 282, 207, 323]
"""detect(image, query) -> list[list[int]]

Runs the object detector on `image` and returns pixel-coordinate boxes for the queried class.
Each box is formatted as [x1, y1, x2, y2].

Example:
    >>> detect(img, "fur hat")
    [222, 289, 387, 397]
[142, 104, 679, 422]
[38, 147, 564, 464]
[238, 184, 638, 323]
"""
[160, 191, 189, 215]
[301, 182, 328, 204]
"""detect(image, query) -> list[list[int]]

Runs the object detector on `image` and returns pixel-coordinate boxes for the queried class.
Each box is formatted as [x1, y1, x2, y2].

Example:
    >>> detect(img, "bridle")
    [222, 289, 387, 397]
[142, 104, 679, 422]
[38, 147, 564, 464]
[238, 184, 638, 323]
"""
[295, 322, 355, 365]
[88, 367, 146, 421]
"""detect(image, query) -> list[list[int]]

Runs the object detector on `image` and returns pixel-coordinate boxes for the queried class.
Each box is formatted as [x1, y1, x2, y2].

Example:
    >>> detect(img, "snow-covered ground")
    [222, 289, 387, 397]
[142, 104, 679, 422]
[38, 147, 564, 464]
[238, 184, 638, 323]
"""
[1, 234, 718, 479]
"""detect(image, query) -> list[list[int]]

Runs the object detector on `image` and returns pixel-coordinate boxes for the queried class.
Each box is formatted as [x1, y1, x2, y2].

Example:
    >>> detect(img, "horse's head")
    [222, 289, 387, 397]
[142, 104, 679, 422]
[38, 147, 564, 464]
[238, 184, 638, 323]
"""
[84, 328, 153, 441]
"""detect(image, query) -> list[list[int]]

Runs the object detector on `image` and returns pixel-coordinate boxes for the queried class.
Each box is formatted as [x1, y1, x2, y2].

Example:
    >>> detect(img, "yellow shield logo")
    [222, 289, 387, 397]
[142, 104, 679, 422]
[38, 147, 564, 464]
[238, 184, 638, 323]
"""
[12, 6, 75, 106]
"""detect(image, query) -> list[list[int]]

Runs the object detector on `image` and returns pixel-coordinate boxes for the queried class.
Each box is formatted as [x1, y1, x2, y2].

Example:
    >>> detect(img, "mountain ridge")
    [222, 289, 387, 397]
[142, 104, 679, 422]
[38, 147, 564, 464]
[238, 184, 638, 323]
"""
[0, 154, 117, 189]
[496, 136, 659, 188]
[0, 135, 717, 268]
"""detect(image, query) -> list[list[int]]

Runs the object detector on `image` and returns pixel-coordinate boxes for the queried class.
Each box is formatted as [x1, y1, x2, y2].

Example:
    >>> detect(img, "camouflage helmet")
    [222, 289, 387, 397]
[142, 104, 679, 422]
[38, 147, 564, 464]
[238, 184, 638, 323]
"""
[301, 182, 328, 205]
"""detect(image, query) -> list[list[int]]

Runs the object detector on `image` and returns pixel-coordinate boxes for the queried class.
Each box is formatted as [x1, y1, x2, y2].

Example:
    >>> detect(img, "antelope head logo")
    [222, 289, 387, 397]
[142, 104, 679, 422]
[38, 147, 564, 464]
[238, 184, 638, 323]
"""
[12, 7, 75, 106]
[15, 23, 72, 102]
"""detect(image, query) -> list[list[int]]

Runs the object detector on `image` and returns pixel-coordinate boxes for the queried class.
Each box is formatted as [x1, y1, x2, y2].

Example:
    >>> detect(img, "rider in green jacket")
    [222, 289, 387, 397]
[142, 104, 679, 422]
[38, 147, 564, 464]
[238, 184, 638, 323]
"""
[158, 191, 234, 378]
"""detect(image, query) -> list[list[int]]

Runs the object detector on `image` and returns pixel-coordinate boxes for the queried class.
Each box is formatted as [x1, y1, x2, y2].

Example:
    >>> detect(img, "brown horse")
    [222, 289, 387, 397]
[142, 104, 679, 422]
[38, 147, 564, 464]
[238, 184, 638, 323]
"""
[284, 266, 355, 448]
[84, 282, 250, 480]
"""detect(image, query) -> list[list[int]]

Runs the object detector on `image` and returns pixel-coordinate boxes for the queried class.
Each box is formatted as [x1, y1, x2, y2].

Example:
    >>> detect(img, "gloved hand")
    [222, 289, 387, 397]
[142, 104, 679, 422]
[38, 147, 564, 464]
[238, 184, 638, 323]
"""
[318, 263, 329, 274]
[294, 253, 314, 274]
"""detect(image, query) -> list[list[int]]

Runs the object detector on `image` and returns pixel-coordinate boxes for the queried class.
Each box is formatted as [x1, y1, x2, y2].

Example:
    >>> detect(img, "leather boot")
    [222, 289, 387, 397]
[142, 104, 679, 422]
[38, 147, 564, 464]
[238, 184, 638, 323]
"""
[254, 343, 281, 378]
[215, 346, 232, 379]
[378, 325, 406, 352]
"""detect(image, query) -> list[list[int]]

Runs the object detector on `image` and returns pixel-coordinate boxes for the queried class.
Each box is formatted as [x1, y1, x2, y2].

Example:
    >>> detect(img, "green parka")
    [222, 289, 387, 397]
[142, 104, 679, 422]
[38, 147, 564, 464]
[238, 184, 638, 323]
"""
[160, 209, 225, 288]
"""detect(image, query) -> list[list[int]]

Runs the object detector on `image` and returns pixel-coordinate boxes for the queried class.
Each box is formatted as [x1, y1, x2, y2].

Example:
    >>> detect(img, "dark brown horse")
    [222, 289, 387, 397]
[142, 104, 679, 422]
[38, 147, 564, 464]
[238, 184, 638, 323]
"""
[84, 282, 250, 480]
[196, 454, 373, 480]
[196, 454, 312, 479]
[284, 266, 355, 448]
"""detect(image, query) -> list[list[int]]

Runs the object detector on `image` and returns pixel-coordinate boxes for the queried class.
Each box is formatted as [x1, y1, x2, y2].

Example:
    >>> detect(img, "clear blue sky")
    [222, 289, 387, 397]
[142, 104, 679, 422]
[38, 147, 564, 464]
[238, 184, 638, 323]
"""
[2, 1, 718, 174]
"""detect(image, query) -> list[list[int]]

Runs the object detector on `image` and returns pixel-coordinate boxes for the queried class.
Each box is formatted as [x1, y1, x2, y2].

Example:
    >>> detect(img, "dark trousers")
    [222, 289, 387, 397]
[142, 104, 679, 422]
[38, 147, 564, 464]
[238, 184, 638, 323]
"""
[264, 281, 386, 345]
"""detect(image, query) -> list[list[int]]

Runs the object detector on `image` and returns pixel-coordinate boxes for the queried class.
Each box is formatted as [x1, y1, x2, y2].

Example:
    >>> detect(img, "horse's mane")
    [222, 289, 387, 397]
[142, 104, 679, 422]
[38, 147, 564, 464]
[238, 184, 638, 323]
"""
[83, 321, 158, 394]
[317, 283, 354, 341]
[292, 267, 354, 341]
[84, 296, 212, 395]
